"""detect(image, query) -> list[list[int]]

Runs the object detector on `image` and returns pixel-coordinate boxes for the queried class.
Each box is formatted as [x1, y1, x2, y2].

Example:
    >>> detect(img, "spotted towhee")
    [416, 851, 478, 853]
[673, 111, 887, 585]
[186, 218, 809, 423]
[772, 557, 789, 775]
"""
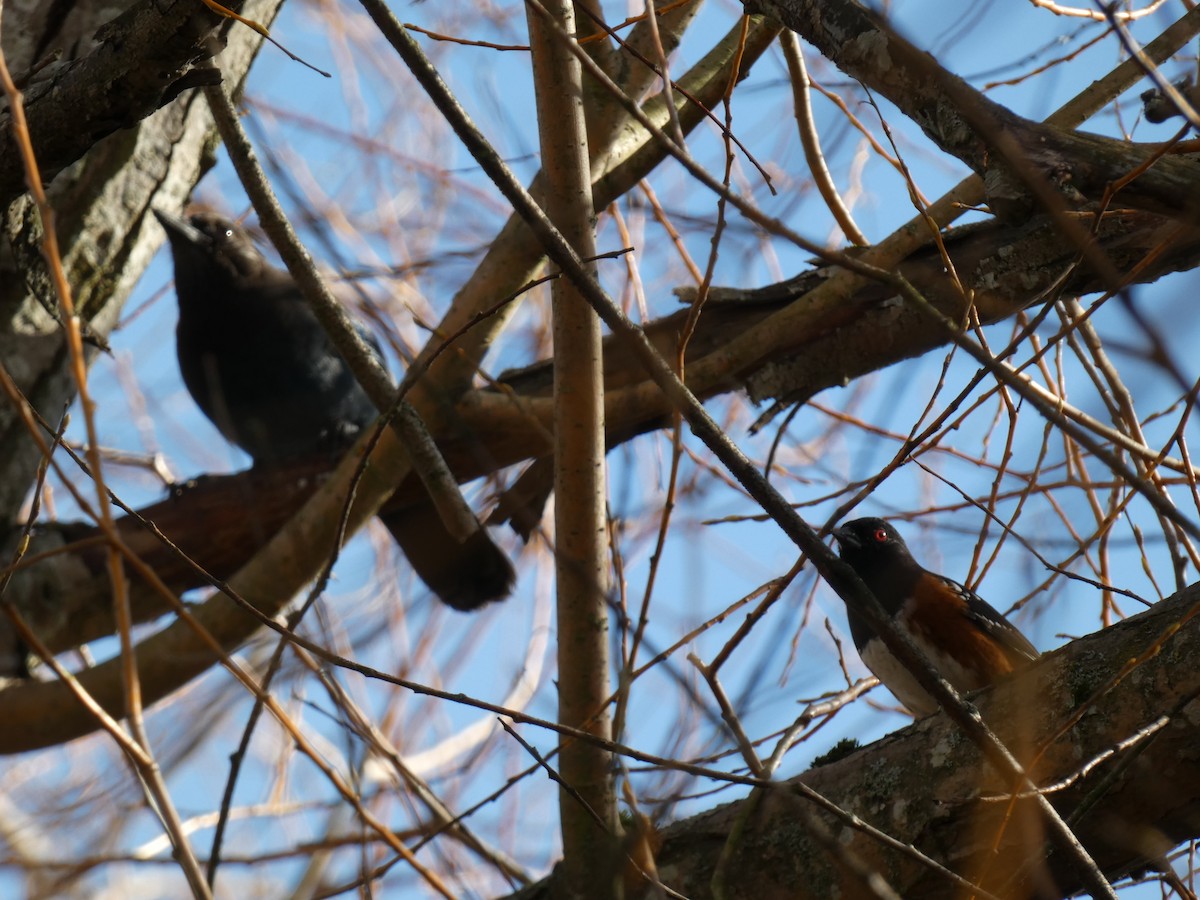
[832, 517, 1039, 717]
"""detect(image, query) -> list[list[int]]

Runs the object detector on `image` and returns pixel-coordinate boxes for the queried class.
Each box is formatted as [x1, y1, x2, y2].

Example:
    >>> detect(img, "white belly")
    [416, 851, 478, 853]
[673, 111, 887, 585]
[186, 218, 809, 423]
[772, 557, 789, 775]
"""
[859, 635, 980, 718]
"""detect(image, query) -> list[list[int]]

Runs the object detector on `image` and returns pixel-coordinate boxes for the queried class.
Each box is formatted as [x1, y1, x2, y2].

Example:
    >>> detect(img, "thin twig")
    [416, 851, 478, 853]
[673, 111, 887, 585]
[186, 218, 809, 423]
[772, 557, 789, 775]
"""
[0, 40, 211, 900]
[779, 31, 868, 247]
[354, 11, 1119, 893]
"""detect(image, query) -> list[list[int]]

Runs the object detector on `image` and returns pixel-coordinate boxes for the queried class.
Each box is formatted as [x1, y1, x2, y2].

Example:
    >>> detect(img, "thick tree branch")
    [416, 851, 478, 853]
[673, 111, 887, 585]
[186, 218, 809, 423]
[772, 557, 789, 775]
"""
[4, 210, 1198, 678]
[748, 0, 1200, 222]
[527, 0, 618, 892]
[0, 0, 280, 531]
[0, 0, 230, 207]
[643, 581, 1200, 899]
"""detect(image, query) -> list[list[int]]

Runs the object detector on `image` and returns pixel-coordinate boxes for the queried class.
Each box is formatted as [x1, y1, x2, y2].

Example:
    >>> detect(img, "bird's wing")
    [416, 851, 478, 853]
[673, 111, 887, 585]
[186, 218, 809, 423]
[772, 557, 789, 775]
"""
[939, 576, 1041, 663]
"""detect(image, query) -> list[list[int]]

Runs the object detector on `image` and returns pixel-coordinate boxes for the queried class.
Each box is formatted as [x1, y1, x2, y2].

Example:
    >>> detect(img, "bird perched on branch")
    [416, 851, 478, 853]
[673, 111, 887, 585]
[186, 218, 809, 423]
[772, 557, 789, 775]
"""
[832, 517, 1038, 717]
[155, 208, 514, 610]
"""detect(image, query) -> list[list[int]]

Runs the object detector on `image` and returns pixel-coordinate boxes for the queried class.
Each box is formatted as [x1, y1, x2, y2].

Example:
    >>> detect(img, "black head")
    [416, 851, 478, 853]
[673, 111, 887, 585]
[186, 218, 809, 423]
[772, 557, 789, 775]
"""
[154, 209, 268, 281]
[832, 517, 918, 574]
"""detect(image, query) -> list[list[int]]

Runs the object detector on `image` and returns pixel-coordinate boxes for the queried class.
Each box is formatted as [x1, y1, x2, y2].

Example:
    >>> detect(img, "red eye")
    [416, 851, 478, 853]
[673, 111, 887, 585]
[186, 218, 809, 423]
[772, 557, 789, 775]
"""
[873, 528, 888, 543]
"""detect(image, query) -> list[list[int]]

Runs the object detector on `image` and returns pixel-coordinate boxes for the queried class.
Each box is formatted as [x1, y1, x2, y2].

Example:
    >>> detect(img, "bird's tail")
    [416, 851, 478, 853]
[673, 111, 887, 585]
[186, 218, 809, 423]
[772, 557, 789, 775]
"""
[379, 504, 515, 611]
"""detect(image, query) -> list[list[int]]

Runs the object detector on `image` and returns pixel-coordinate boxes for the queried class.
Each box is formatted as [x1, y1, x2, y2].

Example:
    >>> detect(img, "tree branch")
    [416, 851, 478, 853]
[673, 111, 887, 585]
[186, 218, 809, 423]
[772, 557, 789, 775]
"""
[3, 210, 1198, 678]
[644, 581, 1200, 898]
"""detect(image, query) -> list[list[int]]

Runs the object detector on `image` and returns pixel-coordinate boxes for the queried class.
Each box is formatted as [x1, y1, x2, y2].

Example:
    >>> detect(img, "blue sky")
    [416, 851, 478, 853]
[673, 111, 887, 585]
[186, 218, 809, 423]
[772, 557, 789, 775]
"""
[10, 0, 1199, 895]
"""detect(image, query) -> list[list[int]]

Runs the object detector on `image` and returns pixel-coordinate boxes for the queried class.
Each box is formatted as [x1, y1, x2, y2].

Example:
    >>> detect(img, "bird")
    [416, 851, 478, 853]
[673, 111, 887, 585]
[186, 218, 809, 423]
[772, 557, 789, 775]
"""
[154, 208, 515, 610]
[831, 517, 1039, 717]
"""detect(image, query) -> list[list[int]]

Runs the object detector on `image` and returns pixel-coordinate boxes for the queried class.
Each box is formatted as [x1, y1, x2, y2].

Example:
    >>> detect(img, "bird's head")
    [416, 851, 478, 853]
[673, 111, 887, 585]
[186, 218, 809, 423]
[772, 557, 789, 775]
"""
[832, 517, 917, 573]
[154, 209, 267, 281]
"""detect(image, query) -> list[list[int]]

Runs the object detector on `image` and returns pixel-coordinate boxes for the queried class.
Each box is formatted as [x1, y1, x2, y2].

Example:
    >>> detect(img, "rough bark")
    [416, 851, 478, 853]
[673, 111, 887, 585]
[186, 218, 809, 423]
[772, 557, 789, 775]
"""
[647, 581, 1200, 899]
[0, 0, 280, 526]
[747, 0, 1200, 223]
[3, 209, 1198, 679]
[514, 582, 1200, 899]
[0, 0, 1198, 895]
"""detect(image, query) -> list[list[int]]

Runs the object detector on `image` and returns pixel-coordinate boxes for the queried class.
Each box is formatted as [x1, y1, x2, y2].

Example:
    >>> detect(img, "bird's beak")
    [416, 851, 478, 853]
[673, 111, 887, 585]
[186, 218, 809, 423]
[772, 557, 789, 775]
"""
[153, 208, 205, 247]
[831, 526, 859, 550]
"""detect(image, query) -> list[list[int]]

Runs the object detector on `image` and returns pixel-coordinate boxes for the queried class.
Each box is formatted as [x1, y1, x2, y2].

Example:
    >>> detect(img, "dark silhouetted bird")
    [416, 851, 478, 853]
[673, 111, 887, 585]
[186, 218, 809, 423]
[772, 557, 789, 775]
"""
[155, 208, 514, 610]
[832, 517, 1038, 716]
